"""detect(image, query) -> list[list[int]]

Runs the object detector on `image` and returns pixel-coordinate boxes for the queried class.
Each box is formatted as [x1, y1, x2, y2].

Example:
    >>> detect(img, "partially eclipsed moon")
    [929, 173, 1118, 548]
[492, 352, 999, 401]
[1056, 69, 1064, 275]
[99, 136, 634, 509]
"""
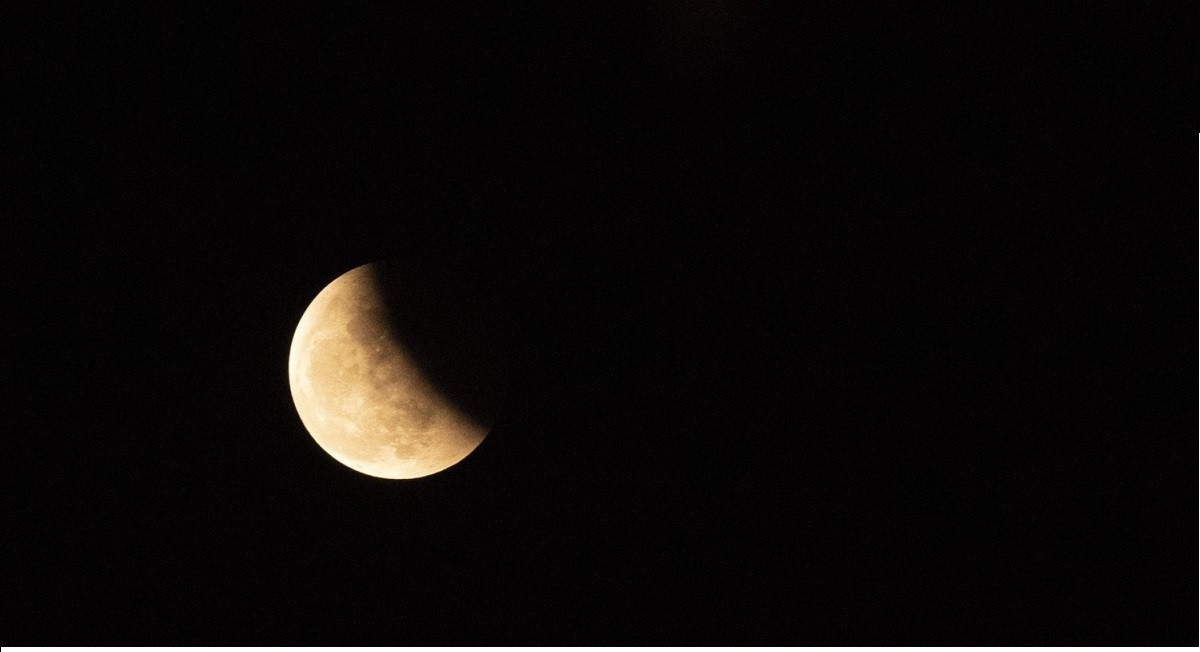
[288, 261, 501, 479]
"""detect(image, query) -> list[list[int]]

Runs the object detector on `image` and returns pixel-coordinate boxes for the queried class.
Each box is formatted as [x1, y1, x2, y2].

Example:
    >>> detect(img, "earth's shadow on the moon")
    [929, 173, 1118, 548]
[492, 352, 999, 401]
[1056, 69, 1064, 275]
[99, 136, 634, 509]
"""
[364, 260, 505, 431]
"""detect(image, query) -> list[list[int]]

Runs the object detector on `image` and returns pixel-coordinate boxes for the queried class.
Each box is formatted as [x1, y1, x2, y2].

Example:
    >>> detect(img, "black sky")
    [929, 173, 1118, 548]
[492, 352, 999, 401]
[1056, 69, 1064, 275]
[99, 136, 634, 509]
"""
[6, 2, 1193, 645]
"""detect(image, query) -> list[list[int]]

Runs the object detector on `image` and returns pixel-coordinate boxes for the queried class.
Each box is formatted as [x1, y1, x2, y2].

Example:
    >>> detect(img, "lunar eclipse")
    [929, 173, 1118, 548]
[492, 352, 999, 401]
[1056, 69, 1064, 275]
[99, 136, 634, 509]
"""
[288, 261, 502, 479]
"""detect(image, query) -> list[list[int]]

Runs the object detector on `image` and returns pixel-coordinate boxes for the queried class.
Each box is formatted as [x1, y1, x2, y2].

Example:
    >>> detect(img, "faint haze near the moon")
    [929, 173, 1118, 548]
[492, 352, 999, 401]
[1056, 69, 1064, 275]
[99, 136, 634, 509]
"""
[661, 0, 757, 59]
[288, 262, 503, 479]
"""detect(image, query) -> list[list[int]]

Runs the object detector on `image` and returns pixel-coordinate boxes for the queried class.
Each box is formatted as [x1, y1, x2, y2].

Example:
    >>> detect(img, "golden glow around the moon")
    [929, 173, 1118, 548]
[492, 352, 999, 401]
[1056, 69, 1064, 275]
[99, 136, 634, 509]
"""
[288, 263, 497, 479]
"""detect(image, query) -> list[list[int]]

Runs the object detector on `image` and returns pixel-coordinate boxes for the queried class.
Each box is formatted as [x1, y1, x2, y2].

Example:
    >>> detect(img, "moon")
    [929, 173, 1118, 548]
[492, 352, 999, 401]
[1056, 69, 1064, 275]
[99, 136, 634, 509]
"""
[288, 261, 502, 479]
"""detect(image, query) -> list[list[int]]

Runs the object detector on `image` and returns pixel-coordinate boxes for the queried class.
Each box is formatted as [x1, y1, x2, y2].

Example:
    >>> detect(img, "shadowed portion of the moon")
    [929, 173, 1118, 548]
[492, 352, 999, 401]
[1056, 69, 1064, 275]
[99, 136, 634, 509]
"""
[362, 260, 505, 432]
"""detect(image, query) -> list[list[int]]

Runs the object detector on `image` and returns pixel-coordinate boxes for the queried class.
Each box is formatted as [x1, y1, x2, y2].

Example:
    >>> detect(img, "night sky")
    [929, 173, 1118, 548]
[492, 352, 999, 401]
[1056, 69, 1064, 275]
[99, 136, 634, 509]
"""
[7, 2, 1192, 645]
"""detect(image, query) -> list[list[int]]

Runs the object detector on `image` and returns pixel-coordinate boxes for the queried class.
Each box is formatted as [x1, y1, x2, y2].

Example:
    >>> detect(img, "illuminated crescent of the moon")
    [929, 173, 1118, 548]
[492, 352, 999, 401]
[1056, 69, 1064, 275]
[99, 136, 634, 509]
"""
[288, 262, 499, 479]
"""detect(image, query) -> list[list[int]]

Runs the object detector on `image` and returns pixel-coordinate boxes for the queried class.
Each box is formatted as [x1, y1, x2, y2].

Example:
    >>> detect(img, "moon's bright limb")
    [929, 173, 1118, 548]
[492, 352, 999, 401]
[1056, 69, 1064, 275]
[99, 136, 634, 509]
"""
[288, 262, 500, 479]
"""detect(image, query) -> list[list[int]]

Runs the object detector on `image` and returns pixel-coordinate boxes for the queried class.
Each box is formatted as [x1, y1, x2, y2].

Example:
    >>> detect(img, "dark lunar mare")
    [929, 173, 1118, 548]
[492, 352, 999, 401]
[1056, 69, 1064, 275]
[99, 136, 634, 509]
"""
[365, 260, 505, 432]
